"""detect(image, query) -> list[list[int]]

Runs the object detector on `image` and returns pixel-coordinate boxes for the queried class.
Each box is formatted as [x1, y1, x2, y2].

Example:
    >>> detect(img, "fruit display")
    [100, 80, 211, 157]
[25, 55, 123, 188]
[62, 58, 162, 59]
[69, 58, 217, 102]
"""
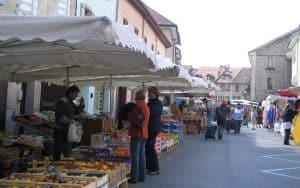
[115, 150, 130, 158]
[0, 147, 20, 162]
[48, 161, 112, 173]
[1, 173, 97, 188]
[161, 118, 176, 123]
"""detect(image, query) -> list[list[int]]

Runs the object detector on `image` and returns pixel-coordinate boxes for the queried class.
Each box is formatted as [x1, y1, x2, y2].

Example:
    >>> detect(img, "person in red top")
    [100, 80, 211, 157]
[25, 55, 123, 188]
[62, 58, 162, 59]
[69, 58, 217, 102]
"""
[127, 90, 150, 184]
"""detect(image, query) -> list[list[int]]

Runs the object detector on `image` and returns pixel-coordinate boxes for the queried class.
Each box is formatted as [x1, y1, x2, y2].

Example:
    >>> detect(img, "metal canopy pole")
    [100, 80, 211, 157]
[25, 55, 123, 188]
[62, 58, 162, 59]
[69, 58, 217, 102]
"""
[109, 75, 113, 117]
[66, 67, 70, 86]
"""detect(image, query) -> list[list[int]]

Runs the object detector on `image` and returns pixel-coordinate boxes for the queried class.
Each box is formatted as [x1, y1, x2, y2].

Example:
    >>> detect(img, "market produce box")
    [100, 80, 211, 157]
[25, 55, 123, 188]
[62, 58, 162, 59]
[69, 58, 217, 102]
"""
[102, 119, 113, 133]
[82, 119, 104, 146]
[1, 173, 97, 188]
[90, 133, 111, 146]
[34, 160, 123, 186]
[105, 161, 127, 180]
[187, 124, 198, 135]
[66, 172, 108, 188]
[0, 180, 35, 188]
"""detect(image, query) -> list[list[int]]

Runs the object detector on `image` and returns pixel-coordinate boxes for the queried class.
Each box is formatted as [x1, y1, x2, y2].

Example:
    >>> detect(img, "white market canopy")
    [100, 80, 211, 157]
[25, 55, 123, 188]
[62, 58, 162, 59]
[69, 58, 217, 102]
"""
[0, 16, 178, 81]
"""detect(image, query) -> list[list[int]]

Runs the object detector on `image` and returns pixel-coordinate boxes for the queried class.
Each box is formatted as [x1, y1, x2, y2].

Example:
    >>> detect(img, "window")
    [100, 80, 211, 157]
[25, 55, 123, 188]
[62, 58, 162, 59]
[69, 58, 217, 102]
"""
[220, 84, 225, 91]
[233, 96, 241, 100]
[151, 44, 155, 51]
[17, 0, 38, 15]
[266, 56, 273, 68]
[267, 77, 273, 90]
[57, 0, 70, 16]
[0, 0, 5, 6]
[235, 84, 239, 92]
[123, 18, 128, 25]
[80, 3, 94, 16]
[144, 37, 148, 44]
[134, 27, 139, 35]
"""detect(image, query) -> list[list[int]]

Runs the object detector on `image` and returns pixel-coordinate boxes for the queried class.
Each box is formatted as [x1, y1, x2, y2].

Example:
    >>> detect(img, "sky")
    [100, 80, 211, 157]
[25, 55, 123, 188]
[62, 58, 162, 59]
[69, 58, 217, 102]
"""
[142, 0, 300, 68]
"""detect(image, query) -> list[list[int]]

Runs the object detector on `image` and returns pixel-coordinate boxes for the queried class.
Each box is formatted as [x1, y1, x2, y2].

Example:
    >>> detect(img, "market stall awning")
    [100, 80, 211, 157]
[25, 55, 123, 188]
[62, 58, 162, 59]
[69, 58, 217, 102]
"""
[44, 66, 211, 91]
[277, 89, 298, 98]
[0, 16, 177, 81]
[288, 87, 300, 95]
[266, 95, 297, 101]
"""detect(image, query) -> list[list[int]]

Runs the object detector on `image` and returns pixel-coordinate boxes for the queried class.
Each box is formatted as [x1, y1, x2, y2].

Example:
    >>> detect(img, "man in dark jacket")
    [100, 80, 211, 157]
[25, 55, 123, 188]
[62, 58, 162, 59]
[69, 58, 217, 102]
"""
[54, 85, 85, 160]
[146, 87, 163, 175]
[117, 102, 136, 130]
[282, 104, 296, 145]
[215, 101, 229, 140]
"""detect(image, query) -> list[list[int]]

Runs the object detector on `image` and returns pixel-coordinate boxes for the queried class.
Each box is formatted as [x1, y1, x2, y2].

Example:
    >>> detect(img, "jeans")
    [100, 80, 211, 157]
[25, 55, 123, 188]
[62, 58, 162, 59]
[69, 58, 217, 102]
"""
[53, 127, 72, 160]
[208, 116, 212, 127]
[130, 137, 146, 182]
[234, 120, 242, 134]
[284, 129, 291, 145]
[146, 131, 159, 172]
[217, 125, 223, 139]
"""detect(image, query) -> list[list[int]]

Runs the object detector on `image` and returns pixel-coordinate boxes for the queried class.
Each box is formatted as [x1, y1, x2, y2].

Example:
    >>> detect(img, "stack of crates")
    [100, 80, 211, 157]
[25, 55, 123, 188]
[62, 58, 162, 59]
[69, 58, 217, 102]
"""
[170, 121, 184, 144]
[161, 121, 170, 133]
[155, 136, 161, 156]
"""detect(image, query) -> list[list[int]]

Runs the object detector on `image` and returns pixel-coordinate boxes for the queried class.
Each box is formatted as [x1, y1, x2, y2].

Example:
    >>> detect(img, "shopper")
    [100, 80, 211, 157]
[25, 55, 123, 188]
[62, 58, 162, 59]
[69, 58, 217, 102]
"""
[250, 106, 258, 130]
[117, 102, 136, 130]
[282, 104, 296, 145]
[257, 107, 263, 128]
[54, 85, 85, 161]
[215, 101, 229, 140]
[146, 87, 163, 175]
[128, 90, 150, 184]
[232, 103, 244, 134]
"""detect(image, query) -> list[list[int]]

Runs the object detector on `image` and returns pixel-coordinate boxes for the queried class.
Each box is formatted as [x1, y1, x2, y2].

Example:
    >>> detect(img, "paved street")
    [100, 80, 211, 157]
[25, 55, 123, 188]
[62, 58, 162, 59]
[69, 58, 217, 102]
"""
[129, 128, 300, 188]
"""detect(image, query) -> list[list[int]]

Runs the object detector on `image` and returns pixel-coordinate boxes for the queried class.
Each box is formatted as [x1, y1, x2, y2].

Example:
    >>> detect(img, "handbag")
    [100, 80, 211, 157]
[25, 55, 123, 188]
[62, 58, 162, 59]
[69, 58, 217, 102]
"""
[131, 113, 145, 129]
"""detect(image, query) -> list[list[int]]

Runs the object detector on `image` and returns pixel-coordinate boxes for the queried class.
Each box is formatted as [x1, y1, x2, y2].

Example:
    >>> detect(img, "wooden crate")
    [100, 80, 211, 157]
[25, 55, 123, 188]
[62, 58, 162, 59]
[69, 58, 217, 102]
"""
[1, 173, 97, 188]
[0, 180, 35, 188]
[187, 124, 198, 135]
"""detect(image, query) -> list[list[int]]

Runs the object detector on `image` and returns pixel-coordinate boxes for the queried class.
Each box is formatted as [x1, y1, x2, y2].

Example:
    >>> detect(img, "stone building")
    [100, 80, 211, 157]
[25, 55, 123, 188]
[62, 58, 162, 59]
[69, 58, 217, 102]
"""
[230, 68, 251, 100]
[248, 27, 299, 102]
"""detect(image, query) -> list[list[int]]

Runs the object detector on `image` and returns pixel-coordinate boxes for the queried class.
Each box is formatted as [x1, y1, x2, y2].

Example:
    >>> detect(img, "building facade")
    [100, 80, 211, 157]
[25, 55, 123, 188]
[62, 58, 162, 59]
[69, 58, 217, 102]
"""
[0, 0, 76, 16]
[288, 32, 300, 87]
[76, 0, 171, 56]
[248, 28, 297, 102]
[230, 68, 251, 100]
[196, 66, 249, 103]
[0, 0, 76, 132]
[145, 4, 182, 64]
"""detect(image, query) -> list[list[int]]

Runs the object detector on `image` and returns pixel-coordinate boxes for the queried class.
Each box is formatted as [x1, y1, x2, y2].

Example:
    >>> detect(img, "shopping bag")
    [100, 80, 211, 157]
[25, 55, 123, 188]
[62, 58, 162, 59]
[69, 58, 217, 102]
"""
[292, 114, 300, 145]
[280, 123, 285, 137]
[68, 121, 83, 143]
[274, 122, 281, 133]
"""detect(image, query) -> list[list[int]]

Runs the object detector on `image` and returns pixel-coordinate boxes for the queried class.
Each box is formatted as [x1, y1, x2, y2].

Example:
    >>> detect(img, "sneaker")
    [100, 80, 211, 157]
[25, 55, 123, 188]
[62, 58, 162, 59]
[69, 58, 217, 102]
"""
[149, 171, 160, 175]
